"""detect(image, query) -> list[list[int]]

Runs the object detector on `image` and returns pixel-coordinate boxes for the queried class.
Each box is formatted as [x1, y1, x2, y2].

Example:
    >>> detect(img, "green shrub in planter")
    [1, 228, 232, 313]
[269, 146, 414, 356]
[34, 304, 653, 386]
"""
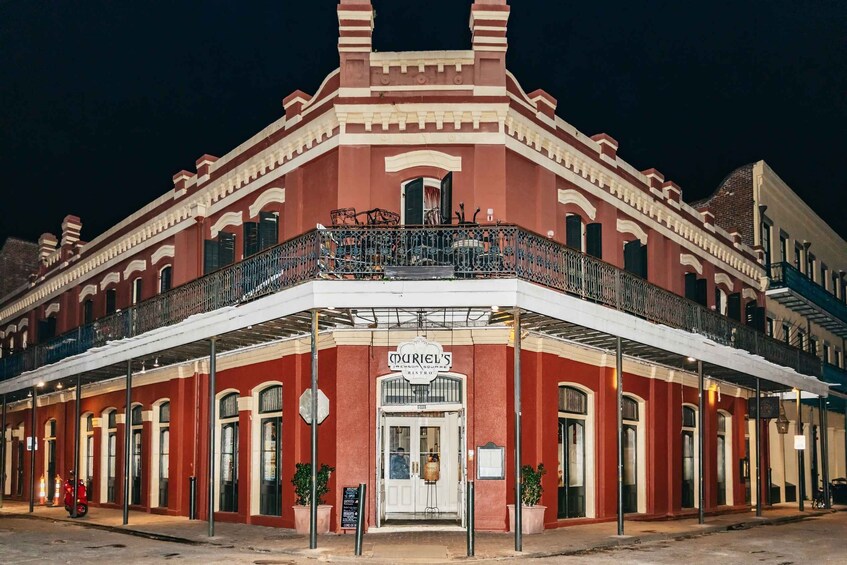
[520, 463, 546, 506]
[292, 463, 335, 506]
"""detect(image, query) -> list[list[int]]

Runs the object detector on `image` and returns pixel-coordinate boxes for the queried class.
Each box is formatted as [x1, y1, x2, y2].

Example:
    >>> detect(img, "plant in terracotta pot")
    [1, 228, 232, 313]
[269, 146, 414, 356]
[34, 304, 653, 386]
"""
[291, 462, 335, 535]
[508, 463, 547, 534]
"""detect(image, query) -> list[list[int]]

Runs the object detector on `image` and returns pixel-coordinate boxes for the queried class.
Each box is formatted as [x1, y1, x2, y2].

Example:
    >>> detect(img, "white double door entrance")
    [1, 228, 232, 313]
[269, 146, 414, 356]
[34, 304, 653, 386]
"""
[381, 412, 462, 520]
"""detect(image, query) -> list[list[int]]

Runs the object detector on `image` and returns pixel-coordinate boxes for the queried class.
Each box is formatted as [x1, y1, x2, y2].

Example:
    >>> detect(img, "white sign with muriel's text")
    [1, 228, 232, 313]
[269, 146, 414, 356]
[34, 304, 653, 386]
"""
[388, 337, 452, 385]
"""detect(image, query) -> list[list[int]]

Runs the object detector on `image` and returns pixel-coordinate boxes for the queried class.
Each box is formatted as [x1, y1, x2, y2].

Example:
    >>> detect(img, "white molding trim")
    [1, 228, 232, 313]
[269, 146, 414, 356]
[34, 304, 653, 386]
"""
[210, 211, 243, 238]
[742, 288, 758, 301]
[78, 284, 97, 303]
[680, 254, 703, 275]
[385, 150, 462, 173]
[617, 219, 648, 244]
[17, 318, 28, 329]
[151, 245, 175, 265]
[4, 324, 15, 335]
[714, 272, 733, 290]
[248, 187, 286, 218]
[99, 272, 121, 290]
[557, 189, 597, 221]
[122, 259, 147, 280]
[45, 303, 60, 317]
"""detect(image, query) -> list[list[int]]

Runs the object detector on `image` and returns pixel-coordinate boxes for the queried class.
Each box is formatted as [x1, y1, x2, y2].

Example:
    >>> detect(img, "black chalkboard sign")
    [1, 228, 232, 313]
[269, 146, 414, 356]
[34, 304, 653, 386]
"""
[341, 486, 360, 529]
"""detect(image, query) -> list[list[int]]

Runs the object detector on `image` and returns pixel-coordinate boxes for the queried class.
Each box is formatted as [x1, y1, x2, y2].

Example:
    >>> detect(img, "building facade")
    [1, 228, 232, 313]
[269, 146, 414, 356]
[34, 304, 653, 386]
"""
[697, 161, 847, 506]
[0, 0, 840, 534]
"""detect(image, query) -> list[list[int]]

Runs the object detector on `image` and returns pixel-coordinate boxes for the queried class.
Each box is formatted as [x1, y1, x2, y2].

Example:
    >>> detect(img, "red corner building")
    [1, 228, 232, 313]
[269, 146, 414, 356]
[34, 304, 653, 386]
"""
[1, 1, 845, 535]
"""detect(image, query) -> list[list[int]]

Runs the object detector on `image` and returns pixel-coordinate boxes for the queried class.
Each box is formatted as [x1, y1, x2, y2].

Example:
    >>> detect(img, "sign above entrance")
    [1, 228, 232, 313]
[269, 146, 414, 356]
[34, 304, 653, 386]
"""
[388, 337, 452, 385]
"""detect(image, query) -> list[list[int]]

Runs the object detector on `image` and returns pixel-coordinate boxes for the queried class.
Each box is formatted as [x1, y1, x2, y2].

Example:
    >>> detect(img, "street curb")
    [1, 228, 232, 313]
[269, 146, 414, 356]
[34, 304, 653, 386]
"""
[2, 507, 838, 562]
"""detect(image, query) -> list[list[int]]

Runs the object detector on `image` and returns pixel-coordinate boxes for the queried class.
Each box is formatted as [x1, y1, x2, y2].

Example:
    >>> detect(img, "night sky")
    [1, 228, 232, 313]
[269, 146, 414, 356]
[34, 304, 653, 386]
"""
[1, 0, 845, 247]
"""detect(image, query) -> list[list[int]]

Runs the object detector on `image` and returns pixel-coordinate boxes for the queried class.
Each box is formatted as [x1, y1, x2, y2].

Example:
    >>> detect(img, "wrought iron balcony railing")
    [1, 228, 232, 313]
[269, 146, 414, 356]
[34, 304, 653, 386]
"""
[769, 262, 847, 326]
[0, 225, 822, 383]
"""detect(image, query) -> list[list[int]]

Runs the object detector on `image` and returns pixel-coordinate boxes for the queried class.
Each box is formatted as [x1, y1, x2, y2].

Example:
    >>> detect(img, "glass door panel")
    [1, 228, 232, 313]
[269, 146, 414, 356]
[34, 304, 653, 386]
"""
[717, 435, 726, 506]
[220, 422, 238, 512]
[558, 418, 586, 518]
[260, 418, 281, 516]
[131, 430, 142, 505]
[682, 430, 695, 508]
[622, 425, 637, 513]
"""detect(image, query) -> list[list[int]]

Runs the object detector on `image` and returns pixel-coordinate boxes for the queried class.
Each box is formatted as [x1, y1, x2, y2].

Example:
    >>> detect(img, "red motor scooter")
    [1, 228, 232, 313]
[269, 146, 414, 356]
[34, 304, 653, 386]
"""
[63, 471, 88, 518]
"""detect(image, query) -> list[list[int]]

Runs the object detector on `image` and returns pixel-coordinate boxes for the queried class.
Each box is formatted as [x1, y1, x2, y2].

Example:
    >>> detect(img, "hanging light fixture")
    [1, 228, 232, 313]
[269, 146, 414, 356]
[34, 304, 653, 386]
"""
[776, 394, 790, 434]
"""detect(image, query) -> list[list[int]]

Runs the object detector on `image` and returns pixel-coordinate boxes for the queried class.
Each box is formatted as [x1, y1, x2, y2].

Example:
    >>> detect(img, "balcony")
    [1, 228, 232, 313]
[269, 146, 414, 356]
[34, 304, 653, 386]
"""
[0, 225, 822, 383]
[823, 363, 847, 396]
[768, 262, 847, 338]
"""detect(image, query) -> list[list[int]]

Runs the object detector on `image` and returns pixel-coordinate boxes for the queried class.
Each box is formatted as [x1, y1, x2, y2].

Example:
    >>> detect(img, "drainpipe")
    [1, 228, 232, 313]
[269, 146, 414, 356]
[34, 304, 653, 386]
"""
[1, 394, 6, 509]
[310, 310, 319, 550]
[208, 338, 217, 537]
[29, 385, 37, 513]
[123, 360, 132, 525]
[797, 392, 805, 511]
[616, 338, 624, 534]
[755, 379, 761, 517]
[513, 308, 522, 552]
[72, 375, 81, 517]
[698, 361, 705, 524]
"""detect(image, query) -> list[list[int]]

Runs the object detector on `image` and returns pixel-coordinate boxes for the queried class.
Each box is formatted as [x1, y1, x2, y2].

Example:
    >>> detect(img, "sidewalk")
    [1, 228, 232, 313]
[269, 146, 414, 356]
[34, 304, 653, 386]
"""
[0, 501, 839, 563]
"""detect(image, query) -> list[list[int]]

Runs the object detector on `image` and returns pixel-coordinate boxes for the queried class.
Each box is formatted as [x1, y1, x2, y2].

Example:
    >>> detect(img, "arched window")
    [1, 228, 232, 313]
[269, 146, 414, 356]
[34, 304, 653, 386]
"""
[132, 277, 143, 305]
[558, 386, 588, 519]
[101, 409, 118, 503]
[622, 396, 640, 513]
[258, 386, 282, 516]
[717, 412, 733, 506]
[402, 176, 450, 226]
[153, 401, 170, 508]
[682, 405, 698, 509]
[44, 419, 58, 503]
[159, 266, 173, 293]
[84, 414, 94, 492]
[83, 299, 94, 325]
[218, 392, 239, 512]
[130, 405, 143, 505]
[105, 288, 117, 316]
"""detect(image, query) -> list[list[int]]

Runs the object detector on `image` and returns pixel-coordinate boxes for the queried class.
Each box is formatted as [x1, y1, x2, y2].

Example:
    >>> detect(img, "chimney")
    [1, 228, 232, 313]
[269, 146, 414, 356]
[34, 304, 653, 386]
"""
[38, 233, 58, 262]
[60, 215, 82, 253]
[591, 133, 619, 160]
[196, 154, 219, 181]
[470, 0, 510, 87]
[172, 170, 195, 197]
[337, 0, 374, 88]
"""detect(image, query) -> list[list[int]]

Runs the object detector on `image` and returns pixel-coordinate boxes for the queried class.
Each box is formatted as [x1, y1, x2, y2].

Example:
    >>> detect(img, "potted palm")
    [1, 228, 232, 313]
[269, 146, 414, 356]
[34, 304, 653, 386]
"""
[291, 462, 335, 535]
[508, 463, 547, 534]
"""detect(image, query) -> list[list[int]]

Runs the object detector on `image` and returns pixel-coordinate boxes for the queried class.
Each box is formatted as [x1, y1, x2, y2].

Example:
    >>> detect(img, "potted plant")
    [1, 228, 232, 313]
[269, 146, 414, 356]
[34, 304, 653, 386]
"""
[291, 462, 335, 535]
[508, 463, 547, 534]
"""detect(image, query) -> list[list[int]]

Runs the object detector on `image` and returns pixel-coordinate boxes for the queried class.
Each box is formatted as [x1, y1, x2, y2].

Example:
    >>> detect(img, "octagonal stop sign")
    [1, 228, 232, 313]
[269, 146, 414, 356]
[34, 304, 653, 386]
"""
[299, 389, 330, 424]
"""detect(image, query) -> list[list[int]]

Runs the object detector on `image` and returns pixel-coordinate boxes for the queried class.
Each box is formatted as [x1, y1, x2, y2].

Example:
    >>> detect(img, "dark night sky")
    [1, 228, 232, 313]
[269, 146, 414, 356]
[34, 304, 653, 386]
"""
[1, 0, 845, 247]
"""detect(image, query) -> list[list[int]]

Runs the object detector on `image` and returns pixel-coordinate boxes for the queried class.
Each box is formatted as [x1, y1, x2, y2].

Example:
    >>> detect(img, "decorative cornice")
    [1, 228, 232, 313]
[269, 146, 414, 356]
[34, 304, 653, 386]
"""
[714, 272, 734, 290]
[210, 211, 244, 238]
[44, 302, 60, 317]
[99, 272, 121, 290]
[384, 150, 462, 173]
[78, 284, 97, 303]
[557, 189, 597, 221]
[680, 253, 703, 275]
[151, 245, 175, 265]
[617, 219, 648, 244]
[122, 259, 147, 280]
[248, 188, 286, 218]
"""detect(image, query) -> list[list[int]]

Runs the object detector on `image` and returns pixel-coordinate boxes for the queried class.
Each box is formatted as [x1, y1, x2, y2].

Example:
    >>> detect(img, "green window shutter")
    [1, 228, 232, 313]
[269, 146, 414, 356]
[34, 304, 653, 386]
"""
[623, 240, 641, 275]
[566, 215, 582, 251]
[684, 273, 698, 301]
[696, 278, 708, 307]
[404, 178, 424, 225]
[204, 239, 220, 274]
[219, 232, 235, 266]
[243, 222, 259, 257]
[586, 223, 602, 259]
[639, 243, 648, 279]
[259, 211, 279, 249]
[727, 293, 741, 321]
[440, 173, 453, 225]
